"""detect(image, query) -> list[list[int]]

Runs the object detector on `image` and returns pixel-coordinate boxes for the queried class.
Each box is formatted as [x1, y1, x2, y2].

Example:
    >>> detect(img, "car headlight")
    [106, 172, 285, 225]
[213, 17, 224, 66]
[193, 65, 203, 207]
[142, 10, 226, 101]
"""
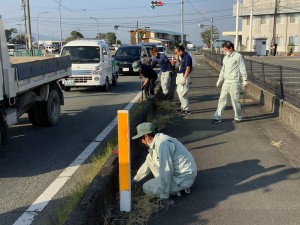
[94, 76, 100, 81]
[92, 65, 103, 75]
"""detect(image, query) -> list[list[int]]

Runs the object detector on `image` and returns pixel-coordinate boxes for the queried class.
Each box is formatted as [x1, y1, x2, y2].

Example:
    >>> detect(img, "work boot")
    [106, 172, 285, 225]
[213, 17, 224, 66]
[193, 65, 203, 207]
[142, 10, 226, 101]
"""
[232, 119, 242, 124]
[212, 119, 222, 124]
[180, 110, 191, 116]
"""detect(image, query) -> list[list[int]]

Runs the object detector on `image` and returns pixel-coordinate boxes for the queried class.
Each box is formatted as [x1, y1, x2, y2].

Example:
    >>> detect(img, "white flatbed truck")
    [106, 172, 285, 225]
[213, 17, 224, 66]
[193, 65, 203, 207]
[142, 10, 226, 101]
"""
[0, 15, 72, 144]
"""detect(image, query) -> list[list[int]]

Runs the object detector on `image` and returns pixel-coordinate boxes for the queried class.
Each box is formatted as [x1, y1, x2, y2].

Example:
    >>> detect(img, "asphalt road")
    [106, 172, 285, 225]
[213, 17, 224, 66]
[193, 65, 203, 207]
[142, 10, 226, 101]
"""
[0, 75, 142, 225]
[245, 55, 300, 69]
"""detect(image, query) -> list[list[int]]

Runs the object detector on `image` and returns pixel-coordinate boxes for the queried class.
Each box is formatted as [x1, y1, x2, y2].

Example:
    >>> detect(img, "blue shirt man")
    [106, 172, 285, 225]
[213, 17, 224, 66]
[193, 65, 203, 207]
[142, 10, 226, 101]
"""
[179, 51, 193, 74]
[175, 45, 192, 115]
[132, 61, 157, 98]
[151, 52, 172, 72]
[151, 47, 173, 98]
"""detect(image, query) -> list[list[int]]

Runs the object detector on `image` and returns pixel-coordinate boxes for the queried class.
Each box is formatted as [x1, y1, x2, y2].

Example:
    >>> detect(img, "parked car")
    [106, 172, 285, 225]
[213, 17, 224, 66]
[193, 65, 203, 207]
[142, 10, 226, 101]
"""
[114, 45, 149, 75]
[157, 45, 167, 55]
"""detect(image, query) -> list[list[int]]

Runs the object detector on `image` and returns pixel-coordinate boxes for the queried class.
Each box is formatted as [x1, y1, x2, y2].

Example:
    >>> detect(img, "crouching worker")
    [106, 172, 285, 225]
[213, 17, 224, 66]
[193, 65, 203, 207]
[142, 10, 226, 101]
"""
[132, 61, 158, 99]
[132, 122, 197, 205]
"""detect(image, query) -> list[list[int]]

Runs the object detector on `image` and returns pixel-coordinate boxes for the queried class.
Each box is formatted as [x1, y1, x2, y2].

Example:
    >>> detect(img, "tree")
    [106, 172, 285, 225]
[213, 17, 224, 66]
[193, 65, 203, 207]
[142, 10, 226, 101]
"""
[106, 32, 116, 44]
[66, 31, 84, 42]
[5, 28, 17, 42]
[11, 34, 26, 45]
[97, 33, 107, 40]
[200, 27, 220, 48]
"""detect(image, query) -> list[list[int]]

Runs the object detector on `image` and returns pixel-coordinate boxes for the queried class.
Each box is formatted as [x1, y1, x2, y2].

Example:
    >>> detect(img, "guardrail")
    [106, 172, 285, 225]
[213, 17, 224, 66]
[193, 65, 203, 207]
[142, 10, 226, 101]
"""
[204, 51, 300, 108]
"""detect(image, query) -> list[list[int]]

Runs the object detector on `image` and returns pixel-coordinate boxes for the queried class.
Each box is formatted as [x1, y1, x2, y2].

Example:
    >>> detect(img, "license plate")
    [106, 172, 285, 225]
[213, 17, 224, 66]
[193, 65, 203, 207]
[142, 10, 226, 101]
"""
[122, 68, 129, 72]
[64, 79, 75, 86]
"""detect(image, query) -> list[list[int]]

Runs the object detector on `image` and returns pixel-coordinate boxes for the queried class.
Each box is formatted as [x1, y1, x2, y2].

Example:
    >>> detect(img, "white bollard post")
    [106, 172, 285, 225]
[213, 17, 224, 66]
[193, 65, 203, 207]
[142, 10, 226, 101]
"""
[117, 110, 131, 212]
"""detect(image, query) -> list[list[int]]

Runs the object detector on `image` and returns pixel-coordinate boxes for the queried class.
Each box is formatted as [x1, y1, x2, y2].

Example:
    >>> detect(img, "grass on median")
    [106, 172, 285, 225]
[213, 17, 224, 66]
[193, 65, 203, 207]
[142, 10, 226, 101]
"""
[52, 137, 117, 225]
[109, 99, 179, 224]
[53, 98, 178, 225]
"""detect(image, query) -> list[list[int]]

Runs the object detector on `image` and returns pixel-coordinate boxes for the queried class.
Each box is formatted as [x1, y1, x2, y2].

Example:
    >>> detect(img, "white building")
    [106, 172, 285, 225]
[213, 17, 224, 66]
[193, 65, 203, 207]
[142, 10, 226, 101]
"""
[228, 0, 300, 55]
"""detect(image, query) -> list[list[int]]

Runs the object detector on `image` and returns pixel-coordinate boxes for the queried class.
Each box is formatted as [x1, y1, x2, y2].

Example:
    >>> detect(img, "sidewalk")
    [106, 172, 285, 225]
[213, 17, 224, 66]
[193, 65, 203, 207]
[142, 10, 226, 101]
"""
[148, 57, 300, 225]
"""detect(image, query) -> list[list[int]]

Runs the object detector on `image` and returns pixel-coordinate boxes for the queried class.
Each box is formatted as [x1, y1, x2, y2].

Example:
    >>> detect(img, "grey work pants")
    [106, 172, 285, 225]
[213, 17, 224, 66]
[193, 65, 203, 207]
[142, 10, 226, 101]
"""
[214, 82, 242, 121]
[176, 73, 190, 111]
[142, 154, 196, 198]
[160, 71, 172, 95]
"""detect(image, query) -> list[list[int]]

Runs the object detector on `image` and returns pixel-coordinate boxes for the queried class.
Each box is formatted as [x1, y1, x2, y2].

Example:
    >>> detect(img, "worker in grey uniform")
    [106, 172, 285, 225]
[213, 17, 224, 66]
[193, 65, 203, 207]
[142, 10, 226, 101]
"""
[132, 122, 197, 205]
[213, 40, 248, 124]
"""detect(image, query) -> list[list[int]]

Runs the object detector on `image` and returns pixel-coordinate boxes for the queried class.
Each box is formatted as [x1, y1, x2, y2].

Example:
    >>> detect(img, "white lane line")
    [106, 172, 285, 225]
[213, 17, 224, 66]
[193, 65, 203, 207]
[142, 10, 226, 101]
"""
[13, 91, 142, 225]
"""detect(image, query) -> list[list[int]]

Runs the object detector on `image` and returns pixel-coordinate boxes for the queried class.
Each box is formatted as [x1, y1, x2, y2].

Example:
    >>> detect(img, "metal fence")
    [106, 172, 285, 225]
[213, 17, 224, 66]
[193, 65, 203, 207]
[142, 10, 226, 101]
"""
[204, 51, 300, 108]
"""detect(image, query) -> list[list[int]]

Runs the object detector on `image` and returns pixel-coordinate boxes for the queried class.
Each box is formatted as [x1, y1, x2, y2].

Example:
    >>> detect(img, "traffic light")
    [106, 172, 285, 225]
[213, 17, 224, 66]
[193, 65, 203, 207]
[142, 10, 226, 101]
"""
[150, 1, 164, 9]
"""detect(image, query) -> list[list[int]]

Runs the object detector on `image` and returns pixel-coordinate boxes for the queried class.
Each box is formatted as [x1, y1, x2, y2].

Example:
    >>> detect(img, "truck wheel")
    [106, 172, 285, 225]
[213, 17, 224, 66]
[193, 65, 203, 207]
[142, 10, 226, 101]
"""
[112, 73, 118, 86]
[0, 114, 8, 145]
[28, 102, 46, 126]
[43, 90, 61, 126]
[102, 78, 109, 92]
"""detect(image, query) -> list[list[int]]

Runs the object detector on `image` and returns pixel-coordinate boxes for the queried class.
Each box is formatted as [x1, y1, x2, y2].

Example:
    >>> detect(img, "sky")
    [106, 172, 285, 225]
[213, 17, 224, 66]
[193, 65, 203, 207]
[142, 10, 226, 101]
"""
[0, 0, 237, 46]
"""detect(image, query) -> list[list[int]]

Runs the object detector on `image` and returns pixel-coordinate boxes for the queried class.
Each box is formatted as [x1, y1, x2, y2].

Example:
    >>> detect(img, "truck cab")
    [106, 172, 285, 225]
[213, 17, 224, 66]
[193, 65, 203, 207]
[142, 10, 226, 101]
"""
[61, 39, 118, 91]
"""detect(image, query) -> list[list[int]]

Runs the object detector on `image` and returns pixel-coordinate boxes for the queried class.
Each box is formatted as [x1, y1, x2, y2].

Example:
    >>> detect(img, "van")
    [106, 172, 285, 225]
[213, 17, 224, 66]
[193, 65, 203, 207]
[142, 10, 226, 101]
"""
[114, 45, 149, 75]
[157, 45, 167, 55]
[60, 39, 118, 91]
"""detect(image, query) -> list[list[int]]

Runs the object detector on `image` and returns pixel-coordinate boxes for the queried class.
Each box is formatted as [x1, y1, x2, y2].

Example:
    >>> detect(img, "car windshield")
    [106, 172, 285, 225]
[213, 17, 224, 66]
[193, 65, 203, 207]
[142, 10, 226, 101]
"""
[61, 46, 100, 63]
[158, 46, 164, 52]
[115, 47, 141, 58]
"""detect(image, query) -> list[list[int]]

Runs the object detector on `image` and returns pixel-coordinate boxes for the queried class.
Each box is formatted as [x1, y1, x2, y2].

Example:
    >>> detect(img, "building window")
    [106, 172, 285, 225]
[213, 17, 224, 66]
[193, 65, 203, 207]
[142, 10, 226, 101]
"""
[290, 14, 296, 23]
[289, 36, 299, 46]
[246, 17, 250, 25]
[261, 16, 267, 24]
[276, 14, 284, 24]
[290, 14, 299, 23]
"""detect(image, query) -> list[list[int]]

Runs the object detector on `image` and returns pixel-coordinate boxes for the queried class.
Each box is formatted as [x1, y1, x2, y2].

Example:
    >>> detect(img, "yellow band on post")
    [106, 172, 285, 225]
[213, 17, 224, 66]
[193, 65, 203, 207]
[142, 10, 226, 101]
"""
[118, 110, 130, 191]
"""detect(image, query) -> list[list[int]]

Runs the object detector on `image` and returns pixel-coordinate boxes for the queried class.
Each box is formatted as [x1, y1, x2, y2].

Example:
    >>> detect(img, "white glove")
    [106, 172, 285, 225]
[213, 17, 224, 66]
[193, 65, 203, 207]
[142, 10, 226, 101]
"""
[243, 80, 248, 87]
[179, 77, 186, 86]
[131, 179, 138, 184]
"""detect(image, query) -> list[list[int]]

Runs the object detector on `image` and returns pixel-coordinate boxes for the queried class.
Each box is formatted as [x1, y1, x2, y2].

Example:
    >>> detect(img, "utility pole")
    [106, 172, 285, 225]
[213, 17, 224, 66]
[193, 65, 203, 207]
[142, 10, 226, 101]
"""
[136, 21, 139, 45]
[24, 0, 32, 50]
[235, 0, 240, 51]
[271, 0, 280, 56]
[248, 0, 254, 51]
[59, 0, 63, 51]
[210, 17, 214, 52]
[180, 0, 184, 46]
[17, 23, 22, 39]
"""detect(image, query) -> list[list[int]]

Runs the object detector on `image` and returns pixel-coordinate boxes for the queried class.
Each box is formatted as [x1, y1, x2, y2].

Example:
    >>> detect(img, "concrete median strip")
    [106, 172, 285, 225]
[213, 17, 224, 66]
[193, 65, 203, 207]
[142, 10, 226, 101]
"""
[13, 91, 142, 225]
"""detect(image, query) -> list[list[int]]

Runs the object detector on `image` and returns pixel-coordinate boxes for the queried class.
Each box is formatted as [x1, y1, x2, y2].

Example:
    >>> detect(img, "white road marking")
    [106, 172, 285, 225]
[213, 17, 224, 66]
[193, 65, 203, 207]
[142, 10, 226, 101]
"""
[13, 91, 142, 225]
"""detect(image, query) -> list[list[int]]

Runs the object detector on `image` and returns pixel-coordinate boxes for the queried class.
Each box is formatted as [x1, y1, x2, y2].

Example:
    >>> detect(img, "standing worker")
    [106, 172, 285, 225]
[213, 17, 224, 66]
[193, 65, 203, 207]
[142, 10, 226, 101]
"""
[132, 122, 197, 205]
[132, 61, 158, 99]
[175, 45, 193, 115]
[150, 46, 172, 100]
[213, 40, 248, 124]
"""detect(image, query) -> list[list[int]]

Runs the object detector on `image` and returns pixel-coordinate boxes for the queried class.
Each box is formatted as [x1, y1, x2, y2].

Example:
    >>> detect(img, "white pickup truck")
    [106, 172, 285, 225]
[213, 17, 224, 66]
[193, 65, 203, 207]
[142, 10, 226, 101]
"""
[60, 39, 119, 91]
[0, 15, 72, 144]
